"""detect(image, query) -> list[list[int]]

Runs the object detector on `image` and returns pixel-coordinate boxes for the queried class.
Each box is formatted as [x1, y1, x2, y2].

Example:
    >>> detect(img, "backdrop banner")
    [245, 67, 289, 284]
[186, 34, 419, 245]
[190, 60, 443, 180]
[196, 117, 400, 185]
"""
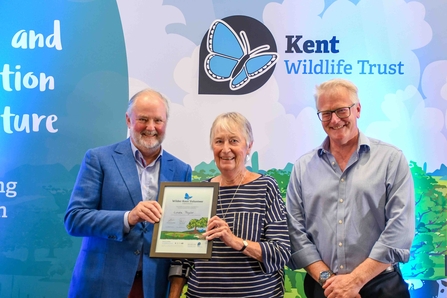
[0, 1, 446, 297]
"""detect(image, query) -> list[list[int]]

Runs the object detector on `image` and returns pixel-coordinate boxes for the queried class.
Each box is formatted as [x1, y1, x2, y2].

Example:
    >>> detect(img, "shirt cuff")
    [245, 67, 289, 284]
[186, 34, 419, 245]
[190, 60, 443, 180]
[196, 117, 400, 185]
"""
[369, 241, 410, 264]
[288, 247, 321, 270]
[124, 211, 131, 234]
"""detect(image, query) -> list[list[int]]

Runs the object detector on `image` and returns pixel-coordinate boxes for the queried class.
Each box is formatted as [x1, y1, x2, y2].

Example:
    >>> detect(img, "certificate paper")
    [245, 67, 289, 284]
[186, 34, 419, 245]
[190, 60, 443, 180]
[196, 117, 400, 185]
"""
[150, 182, 219, 259]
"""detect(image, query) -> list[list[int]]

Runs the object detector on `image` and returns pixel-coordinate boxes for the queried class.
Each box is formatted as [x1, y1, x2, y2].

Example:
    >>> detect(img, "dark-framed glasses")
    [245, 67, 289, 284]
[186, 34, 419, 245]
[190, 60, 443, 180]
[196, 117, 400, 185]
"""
[317, 103, 356, 122]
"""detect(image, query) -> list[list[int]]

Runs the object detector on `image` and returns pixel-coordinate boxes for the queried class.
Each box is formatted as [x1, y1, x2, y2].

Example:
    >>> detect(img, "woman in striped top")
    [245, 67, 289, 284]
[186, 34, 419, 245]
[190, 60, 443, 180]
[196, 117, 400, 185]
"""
[169, 112, 291, 298]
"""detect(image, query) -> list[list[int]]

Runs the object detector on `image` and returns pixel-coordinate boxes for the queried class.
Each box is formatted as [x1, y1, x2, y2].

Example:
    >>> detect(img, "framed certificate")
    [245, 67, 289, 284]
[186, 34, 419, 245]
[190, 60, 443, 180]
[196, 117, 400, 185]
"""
[150, 181, 219, 259]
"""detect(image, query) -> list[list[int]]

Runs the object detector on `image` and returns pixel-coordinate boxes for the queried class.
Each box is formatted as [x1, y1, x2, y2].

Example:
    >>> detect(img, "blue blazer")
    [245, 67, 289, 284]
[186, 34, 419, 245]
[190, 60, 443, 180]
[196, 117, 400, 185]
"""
[65, 138, 192, 298]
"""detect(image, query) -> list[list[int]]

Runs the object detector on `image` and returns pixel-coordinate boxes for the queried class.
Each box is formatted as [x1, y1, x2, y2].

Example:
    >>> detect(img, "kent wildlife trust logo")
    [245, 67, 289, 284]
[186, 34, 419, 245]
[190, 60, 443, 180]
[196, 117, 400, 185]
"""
[198, 15, 278, 95]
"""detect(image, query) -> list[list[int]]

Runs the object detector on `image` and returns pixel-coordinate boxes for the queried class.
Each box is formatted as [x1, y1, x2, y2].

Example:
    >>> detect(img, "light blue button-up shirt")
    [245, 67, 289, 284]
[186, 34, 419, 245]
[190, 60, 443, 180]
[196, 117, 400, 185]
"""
[123, 142, 162, 233]
[286, 131, 415, 274]
[131, 142, 162, 202]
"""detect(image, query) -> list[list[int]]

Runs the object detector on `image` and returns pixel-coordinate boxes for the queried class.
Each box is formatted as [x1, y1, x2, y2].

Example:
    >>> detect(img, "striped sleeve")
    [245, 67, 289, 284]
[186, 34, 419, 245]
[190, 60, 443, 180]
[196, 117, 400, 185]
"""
[259, 176, 291, 273]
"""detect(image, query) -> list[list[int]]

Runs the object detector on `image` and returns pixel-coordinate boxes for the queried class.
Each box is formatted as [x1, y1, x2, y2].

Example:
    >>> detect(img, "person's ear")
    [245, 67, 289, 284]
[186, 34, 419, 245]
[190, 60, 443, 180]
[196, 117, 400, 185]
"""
[356, 103, 361, 118]
[126, 113, 131, 128]
[247, 142, 253, 155]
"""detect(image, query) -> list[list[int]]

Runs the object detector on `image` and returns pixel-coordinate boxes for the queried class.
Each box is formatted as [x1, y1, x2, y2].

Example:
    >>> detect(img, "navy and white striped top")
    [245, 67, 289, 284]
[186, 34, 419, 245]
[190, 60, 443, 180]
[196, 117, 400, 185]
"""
[184, 175, 291, 298]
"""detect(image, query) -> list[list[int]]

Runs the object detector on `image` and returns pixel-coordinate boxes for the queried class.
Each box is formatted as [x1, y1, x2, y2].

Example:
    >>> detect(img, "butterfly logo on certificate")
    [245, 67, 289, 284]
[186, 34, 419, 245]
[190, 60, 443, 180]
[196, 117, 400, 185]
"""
[204, 19, 278, 91]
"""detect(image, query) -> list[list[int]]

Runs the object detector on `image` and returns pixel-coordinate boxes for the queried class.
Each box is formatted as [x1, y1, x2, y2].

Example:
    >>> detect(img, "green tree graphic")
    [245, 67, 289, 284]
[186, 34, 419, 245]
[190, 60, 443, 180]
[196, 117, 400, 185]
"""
[400, 161, 447, 280]
[187, 217, 208, 232]
[266, 165, 293, 199]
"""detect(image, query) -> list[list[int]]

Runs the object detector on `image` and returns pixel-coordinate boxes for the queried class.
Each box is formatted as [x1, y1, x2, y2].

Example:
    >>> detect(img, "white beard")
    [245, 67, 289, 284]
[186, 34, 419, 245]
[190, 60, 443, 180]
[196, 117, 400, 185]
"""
[131, 130, 163, 150]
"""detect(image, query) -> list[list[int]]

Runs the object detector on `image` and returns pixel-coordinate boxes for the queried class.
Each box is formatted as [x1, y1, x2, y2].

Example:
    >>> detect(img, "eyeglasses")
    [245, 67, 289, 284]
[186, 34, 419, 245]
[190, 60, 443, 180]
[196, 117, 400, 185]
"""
[317, 103, 356, 122]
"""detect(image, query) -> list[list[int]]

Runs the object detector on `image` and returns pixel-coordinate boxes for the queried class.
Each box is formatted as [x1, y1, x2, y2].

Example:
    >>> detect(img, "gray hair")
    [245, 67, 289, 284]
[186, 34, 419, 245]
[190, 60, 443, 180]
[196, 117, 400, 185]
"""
[314, 78, 360, 107]
[209, 112, 254, 148]
[127, 88, 170, 119]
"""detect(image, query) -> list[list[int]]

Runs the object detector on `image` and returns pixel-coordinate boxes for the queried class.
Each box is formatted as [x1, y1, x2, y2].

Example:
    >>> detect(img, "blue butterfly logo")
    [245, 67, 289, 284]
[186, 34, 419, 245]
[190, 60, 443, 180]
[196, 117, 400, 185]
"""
[184, 193, 192, 200]
[205, 19, 278, 91]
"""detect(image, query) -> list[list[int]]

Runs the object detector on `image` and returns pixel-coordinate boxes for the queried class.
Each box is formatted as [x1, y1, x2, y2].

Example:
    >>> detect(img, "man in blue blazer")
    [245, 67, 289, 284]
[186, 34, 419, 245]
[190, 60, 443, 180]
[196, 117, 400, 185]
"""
[65, 89, 192, 298]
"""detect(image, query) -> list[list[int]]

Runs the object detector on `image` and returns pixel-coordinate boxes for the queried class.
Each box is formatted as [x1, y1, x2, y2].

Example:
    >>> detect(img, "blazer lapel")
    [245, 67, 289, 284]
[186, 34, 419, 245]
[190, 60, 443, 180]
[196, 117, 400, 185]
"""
[159, 150, 174, 183]
[113, 139, 142, 206]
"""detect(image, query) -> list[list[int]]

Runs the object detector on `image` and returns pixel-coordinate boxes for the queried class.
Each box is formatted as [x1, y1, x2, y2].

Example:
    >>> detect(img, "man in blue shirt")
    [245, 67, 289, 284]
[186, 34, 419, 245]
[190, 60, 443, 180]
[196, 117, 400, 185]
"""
[286, 78, 414, 298]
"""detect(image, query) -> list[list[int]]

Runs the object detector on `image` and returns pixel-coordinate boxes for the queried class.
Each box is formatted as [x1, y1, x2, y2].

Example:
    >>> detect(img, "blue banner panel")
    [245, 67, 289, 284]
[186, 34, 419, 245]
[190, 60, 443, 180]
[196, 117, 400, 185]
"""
[0, 1, 128, 296]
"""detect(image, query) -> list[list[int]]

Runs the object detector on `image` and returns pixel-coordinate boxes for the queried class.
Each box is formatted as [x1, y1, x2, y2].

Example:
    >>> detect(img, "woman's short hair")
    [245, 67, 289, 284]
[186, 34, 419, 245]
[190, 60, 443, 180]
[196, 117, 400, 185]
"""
[209, 112, 253, 148]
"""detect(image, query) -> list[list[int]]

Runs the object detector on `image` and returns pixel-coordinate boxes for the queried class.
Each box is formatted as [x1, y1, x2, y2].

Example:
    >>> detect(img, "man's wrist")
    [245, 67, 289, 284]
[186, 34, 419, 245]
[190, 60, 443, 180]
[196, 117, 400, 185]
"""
[318, 270, 335, 286]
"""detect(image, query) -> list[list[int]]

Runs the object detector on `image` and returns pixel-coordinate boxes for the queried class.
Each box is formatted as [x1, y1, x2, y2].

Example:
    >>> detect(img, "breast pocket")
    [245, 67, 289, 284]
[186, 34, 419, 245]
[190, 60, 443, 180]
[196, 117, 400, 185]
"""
[232, 212, 262, 242]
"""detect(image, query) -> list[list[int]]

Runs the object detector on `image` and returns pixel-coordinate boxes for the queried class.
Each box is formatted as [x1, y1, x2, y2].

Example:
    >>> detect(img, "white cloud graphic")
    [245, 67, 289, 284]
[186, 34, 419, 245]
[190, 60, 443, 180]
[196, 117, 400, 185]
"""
[365, 84, 447, 172]
[422, 60, 447, 113]
[117, 0, 198, 104]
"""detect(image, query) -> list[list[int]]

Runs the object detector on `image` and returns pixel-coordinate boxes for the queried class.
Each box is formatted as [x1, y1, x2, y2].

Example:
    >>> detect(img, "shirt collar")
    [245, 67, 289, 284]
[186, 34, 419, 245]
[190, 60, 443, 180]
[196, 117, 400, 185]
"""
[317, 130, 370, 157]
[130, 140, 163, 167]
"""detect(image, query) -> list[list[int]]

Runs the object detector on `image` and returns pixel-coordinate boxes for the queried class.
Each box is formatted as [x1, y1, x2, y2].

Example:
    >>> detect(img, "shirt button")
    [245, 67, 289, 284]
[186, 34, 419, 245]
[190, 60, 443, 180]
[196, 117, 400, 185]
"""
[341, 178, 345, 182]
[338, 242, 343, 247]
[339, 199, 344, 203]
[338, 220, 343, 224]
[340, 265, 344, 269]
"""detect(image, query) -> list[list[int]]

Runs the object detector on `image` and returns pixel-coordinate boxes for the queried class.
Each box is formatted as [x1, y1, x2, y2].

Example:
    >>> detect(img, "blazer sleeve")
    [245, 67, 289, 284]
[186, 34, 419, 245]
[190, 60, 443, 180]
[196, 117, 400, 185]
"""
[64, 148, 127, 241]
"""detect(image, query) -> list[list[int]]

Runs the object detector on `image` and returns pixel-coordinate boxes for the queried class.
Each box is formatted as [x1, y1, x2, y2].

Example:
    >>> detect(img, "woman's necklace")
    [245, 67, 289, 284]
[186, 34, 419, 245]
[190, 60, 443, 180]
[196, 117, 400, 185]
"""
[220, 171, 246, 220]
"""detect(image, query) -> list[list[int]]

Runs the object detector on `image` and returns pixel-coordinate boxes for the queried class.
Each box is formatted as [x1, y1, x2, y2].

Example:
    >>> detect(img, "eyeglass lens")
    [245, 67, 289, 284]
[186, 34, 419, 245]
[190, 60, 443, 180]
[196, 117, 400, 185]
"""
[318, 104, 354, 121]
